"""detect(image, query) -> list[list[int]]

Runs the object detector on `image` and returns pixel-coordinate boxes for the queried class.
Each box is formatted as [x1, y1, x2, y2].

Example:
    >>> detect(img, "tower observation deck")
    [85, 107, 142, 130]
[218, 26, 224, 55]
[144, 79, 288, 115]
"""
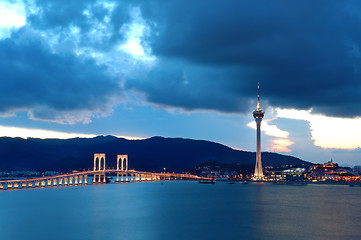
[253, 83, 264, 181]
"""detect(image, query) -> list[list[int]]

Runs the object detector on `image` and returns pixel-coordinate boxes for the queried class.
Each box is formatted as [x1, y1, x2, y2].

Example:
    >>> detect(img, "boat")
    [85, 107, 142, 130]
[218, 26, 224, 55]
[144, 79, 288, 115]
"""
[199, 179, 216, 184]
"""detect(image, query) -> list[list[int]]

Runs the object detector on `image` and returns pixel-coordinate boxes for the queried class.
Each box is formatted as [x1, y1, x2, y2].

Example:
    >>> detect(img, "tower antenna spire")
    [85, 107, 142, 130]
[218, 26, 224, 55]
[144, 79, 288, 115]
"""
[257, 82, 261, 110]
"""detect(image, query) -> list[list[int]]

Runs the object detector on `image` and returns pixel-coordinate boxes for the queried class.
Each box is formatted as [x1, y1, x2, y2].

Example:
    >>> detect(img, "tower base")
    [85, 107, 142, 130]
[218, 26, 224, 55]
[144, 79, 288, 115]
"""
[252, 176, 264, 181]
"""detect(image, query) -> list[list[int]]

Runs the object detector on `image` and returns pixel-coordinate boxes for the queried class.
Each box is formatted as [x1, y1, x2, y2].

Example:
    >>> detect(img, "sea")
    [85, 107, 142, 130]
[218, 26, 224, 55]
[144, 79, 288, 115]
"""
[1, 181, 361, 240]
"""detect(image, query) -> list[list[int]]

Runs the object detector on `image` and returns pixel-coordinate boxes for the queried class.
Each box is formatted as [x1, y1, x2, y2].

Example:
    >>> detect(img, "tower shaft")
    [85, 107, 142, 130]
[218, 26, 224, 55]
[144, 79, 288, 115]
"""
[254, 119, 264, 180]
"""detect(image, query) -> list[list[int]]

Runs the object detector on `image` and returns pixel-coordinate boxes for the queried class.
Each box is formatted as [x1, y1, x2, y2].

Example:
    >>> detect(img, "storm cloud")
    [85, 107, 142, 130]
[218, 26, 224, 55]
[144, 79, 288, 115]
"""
[2, 0, 361, 124]
[0, 27, 121, 123]
[134, 0, 361, 117]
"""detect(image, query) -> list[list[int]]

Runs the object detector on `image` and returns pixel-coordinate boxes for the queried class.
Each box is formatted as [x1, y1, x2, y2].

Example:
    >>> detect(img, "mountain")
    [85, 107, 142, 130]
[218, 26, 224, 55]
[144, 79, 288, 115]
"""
[0, 136, 310, 172]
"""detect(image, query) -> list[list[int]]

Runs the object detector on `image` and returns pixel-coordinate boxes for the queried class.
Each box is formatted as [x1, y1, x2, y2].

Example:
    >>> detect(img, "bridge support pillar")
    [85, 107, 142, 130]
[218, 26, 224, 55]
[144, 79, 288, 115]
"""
[84, 175, 88, 184]
[116, 172, 123, 182]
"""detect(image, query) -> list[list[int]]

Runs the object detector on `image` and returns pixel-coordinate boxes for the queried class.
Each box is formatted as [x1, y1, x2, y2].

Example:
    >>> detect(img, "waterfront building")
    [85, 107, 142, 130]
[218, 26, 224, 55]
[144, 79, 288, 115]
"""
[253, 83, 264, 181]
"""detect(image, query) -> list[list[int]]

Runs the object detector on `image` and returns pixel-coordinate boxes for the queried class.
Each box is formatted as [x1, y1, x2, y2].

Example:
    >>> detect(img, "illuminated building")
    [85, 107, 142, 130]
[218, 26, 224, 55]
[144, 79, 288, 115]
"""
[253, 83, 264, 181]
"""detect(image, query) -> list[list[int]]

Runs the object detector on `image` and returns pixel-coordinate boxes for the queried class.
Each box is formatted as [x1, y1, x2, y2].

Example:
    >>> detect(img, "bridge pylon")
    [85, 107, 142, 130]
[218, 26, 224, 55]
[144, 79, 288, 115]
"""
[116, 155, 128, 182]
[93, 153, 106, 183]
[117, 155, 128, 171]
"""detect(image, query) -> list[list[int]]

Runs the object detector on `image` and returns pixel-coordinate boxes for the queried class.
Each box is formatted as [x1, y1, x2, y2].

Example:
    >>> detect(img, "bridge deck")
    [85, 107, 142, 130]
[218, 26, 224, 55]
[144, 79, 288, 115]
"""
[0, 169, 210, 189]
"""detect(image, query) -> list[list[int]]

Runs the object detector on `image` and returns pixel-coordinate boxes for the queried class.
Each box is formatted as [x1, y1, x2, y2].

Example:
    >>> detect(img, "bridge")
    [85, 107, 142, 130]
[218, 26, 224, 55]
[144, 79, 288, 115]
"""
[0, 154, 208, 190]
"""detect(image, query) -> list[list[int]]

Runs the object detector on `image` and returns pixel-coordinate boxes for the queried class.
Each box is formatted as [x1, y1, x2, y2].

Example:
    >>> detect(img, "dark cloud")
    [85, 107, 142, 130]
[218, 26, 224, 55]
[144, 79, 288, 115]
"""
[3, 0, 361, 123]
[126, 60, 253, 113]
[129, 0, 361, 117]
[0, 27, 122, 123]
[26, 0, 131, 50]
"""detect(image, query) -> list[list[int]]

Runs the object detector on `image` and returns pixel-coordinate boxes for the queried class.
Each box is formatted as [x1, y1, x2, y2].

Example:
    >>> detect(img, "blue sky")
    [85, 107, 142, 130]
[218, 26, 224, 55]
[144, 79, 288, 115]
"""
[1, 0, 361, 166]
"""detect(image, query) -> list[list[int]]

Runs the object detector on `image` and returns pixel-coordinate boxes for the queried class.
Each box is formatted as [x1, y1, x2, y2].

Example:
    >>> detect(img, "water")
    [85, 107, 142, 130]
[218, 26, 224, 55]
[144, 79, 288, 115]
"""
[1, 181, 361, 240]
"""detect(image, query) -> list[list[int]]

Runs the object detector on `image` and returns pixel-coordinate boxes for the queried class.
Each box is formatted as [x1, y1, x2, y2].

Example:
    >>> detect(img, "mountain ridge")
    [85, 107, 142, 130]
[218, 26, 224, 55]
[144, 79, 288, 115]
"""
[0, 135, 310, 172]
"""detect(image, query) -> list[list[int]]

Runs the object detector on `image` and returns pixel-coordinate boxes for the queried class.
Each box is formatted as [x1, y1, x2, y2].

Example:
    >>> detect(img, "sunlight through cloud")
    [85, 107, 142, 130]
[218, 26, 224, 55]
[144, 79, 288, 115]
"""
[266, 138, 294, 153]
[118, 7, 155, 61]
[0, 0, 26, 39]
[276, 108, 361, 149]
[247, 121, 289, 138]
[0, 125, 147, 140]
[0, 125, 96, 139]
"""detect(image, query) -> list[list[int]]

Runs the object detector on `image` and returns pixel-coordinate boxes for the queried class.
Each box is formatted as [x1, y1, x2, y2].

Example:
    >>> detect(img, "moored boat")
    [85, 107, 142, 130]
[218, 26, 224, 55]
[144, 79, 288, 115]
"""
[199, 179, 216, 184]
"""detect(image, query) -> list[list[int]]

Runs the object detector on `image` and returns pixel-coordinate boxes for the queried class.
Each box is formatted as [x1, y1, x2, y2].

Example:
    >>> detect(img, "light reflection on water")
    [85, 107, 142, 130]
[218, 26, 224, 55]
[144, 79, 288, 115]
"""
[1, 181, 360, 240]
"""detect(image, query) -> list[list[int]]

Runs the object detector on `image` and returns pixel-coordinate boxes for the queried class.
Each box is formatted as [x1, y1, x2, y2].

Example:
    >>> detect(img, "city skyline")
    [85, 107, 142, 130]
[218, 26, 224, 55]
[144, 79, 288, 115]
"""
[1, 1, 361, 166]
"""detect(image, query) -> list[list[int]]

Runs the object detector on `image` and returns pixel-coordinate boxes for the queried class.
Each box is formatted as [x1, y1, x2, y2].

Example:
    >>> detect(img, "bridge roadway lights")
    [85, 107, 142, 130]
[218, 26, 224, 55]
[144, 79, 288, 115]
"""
[0, 154, 206, 190]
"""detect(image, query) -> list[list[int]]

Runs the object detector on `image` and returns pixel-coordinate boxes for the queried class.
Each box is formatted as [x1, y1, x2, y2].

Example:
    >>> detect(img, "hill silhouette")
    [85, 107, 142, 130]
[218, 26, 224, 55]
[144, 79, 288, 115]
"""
[0, 136, 310, 172]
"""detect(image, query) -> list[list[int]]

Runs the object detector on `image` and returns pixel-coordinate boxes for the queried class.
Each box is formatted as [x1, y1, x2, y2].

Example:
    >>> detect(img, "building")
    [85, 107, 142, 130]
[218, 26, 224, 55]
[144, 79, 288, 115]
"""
[253, 83, 265, 181]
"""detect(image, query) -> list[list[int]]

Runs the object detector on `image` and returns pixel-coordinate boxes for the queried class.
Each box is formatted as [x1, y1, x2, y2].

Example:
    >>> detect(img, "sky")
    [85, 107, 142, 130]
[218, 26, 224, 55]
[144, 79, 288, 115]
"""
[1, 0, 361, 166]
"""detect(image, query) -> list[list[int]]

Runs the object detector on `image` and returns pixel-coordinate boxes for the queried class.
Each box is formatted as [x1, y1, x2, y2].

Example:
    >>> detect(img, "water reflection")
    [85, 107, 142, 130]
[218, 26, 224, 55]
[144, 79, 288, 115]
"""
[0, 182, 360, 240]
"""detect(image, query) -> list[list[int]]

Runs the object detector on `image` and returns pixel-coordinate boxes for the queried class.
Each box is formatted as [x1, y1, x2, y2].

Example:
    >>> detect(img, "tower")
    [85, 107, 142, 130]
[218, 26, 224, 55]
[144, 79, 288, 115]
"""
[253, 83, 264, 181]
